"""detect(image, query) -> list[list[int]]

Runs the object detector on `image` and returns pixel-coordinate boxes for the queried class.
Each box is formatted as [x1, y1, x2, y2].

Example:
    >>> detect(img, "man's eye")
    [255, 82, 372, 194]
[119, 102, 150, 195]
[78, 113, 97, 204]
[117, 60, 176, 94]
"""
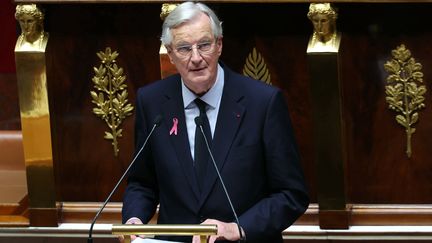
[177, 46, 191, 54]
[198, 43, 212, 51]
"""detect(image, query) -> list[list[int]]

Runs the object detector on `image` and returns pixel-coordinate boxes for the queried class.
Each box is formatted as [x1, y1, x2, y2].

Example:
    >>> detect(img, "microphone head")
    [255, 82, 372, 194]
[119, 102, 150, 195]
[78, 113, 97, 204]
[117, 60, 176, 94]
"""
[153, 115, 163, 126]
[194, 116, 203, 126]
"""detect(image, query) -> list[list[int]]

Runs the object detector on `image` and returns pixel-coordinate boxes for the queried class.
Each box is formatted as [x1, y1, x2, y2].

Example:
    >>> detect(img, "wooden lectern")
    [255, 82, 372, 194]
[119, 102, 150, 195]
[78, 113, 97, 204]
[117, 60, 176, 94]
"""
[112, 224, 217, 243]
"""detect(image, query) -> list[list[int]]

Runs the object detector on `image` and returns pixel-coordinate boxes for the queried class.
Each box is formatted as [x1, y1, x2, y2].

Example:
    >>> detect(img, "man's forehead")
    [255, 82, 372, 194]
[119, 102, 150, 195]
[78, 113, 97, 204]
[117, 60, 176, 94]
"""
[172, 31, 213, 44]
[171, 14, 213, 44]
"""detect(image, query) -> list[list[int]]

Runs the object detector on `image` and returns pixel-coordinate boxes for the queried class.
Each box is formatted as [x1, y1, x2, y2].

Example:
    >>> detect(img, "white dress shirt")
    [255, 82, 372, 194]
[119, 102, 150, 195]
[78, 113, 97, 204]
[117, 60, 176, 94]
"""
[181, 64, 224, 160]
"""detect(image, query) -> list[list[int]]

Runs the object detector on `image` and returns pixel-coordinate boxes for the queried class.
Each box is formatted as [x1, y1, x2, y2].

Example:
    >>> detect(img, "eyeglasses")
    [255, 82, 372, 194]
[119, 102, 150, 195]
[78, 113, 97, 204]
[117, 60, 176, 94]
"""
[172, 40, 216, 57]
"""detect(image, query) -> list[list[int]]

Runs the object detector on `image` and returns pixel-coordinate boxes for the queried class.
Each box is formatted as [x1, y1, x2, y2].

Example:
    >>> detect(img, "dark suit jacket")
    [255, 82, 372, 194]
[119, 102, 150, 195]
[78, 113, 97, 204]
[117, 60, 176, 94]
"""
[122, 64, 309, 243]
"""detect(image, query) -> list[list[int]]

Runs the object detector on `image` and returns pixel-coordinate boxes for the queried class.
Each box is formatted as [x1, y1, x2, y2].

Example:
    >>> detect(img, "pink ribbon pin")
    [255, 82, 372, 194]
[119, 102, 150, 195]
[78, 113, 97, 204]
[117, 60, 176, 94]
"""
[169, 118, 178, 135]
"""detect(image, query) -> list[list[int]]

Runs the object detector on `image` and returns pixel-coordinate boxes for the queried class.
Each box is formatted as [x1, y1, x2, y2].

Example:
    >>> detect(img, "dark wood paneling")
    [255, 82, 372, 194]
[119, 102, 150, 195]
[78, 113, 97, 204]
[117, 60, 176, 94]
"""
[221, 3, 432, 205]
[350, 204, 432, 226]
[41, 2, 432, 213]
[338, 4, 432, 203]
[0, 74, 21, 130]
[0, 1, 20, 131]
[219, 3, 317, 202]
[44, 3, 319, 203]
[0, 1, 16, 73]
[45, 4, 163, 202]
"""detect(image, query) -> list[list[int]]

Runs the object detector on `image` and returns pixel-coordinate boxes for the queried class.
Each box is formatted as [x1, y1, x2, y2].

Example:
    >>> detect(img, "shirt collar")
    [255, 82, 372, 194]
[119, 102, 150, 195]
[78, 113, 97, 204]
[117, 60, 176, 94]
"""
[182, 63, 224, 109]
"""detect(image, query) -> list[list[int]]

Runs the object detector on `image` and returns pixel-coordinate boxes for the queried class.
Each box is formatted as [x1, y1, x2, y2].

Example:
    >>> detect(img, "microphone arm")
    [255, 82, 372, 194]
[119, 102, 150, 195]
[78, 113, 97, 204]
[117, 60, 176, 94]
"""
[194, 117, 244, 242]
[88, 115, 162, 243]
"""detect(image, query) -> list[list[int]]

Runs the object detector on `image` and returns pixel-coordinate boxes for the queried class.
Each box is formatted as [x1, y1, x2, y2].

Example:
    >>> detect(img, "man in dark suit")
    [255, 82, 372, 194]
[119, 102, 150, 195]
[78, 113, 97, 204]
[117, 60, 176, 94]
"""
[122, 2, 309, 242]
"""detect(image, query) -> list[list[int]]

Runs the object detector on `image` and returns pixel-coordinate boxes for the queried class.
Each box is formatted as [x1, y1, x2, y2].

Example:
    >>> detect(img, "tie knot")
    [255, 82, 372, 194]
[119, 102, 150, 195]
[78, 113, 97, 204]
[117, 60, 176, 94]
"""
[194, 98, 207, 115]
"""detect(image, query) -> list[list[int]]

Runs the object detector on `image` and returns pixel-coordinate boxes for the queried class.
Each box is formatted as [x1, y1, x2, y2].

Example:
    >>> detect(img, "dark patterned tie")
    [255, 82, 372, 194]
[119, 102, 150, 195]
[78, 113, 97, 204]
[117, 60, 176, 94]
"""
[194, 98, 212, 191]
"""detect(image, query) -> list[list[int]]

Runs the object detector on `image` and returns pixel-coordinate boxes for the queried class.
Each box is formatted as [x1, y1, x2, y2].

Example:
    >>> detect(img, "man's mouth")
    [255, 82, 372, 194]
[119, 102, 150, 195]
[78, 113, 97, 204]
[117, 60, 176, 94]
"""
[191, 67, 206, 72]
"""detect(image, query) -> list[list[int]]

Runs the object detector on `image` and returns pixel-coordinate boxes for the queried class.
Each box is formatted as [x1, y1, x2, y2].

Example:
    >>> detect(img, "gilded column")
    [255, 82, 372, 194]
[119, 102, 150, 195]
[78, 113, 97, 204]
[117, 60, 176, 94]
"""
[306, 3, 349, 229]
[14, 4, 58, 226]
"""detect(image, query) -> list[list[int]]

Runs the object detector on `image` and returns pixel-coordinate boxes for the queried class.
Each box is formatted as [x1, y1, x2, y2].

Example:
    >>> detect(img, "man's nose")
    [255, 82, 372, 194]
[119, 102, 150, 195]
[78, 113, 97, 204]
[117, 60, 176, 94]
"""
[190, 47, 202, 62]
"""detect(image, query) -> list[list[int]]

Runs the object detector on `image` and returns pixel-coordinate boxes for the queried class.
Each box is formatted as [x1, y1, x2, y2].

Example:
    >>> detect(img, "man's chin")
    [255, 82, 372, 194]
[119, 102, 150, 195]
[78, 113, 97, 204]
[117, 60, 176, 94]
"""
[189, 75, 210, 84]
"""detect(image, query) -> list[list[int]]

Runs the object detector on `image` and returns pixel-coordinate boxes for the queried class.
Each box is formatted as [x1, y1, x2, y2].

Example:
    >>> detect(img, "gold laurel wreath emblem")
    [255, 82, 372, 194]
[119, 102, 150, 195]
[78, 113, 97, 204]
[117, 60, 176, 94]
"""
[90, 47, 134, 156]
[243, 47, 272, 85]
[384, 44, 426, 158]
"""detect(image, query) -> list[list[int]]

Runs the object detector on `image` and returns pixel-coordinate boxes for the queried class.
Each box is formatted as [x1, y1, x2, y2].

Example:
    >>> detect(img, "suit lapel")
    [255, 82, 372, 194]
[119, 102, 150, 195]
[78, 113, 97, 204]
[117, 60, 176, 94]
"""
[198, 69, 245, 208]
[161, 77, 200, 201]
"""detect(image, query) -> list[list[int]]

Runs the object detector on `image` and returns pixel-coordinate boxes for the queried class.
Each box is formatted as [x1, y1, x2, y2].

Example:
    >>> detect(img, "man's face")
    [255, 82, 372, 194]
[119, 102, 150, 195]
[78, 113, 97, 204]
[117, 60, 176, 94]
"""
[167, 13, 222, 96]
[311, 13, 333, 39]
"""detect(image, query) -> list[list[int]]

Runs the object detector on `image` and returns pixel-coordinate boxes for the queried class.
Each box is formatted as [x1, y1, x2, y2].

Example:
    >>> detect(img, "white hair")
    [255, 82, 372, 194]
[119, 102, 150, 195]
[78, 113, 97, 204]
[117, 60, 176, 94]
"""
[160, 2, 223, 46]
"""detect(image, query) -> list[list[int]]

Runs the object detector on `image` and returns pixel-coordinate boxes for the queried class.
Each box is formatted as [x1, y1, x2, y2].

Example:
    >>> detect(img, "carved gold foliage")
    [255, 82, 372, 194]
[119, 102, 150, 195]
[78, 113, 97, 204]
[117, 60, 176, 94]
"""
[243, 47, 272, 85]
[384, 44, 426, 158]
[91, 47, 134, 156]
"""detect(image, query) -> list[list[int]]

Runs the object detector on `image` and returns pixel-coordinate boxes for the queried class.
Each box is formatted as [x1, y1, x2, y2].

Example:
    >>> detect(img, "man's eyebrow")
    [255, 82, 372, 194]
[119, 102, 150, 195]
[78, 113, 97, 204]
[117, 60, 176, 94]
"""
[175, 40, 191, 46]
[174, 37, 213, 46]
[198, 40, 212, 44]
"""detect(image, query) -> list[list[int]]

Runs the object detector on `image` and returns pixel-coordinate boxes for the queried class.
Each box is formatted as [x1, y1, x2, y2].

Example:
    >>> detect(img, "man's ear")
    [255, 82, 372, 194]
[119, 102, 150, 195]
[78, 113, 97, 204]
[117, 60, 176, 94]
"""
[166, 46, 175, 64]
[216, 37, 223, 56]
[168, 56, 174, 64]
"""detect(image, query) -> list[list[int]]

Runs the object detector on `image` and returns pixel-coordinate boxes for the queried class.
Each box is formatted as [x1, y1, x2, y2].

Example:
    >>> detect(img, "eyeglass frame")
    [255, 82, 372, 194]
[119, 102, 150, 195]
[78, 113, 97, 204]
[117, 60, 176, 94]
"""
[167, 38, 219, 58]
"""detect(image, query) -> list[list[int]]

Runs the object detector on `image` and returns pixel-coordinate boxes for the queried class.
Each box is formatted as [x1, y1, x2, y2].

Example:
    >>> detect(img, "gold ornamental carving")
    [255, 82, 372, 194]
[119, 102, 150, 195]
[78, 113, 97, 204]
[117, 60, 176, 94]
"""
[243, 48, 272, 85]
[384, 44, 426, 158]
[306, 3, 341, 53]
[15, 4, 58, 222]
[91, 47, 134, 157]
[15, 4, 49, 52]
[160, 3, 178, 20]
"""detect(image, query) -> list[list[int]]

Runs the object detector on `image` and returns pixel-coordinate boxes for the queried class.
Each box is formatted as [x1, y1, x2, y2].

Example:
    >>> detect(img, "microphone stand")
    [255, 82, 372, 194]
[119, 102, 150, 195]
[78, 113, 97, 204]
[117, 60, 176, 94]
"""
[88, 115, 162, 243]
[195, 117, 244, 242]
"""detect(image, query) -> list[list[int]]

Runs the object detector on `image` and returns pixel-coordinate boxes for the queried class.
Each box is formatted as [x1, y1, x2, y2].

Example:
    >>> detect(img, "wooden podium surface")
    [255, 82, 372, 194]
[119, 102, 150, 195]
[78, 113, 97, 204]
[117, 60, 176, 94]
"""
[1, 223, 432, 242]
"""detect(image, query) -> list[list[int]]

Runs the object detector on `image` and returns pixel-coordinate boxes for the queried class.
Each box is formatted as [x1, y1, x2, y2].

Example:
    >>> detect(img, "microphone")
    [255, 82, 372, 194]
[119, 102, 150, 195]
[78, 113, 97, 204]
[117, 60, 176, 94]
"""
[88, 115, 163, 243]
[194, 116, 244, 242]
